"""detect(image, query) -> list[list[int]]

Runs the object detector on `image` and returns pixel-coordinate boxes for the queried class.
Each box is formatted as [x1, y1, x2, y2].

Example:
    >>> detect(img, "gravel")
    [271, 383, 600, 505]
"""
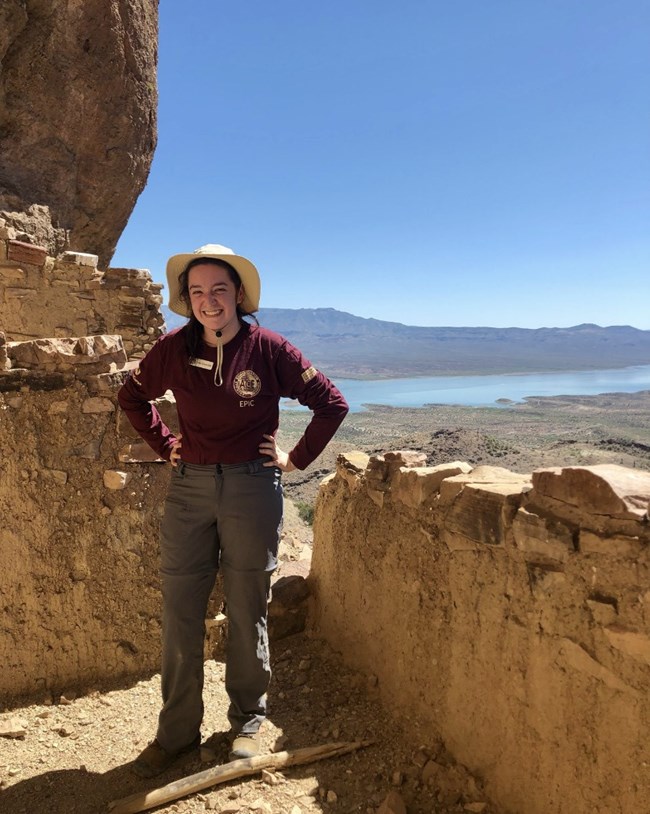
[0, 632, 498, 814]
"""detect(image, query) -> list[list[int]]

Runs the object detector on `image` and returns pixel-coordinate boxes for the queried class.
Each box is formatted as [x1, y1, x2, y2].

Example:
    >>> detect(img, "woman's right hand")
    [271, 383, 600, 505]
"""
[170, 434, 182, 468]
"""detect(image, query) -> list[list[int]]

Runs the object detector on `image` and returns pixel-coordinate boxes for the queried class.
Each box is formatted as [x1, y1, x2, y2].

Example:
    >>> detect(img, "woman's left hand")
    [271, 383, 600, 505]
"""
[259, 434, 296, 472]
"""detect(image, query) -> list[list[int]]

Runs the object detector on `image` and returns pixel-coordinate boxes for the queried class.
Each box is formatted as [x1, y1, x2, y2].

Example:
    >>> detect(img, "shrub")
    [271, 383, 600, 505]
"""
[296, 500, 314, 525]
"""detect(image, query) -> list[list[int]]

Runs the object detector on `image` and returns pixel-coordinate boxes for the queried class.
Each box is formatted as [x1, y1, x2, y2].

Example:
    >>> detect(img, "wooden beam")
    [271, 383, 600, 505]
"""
[108, 740, 373, 814]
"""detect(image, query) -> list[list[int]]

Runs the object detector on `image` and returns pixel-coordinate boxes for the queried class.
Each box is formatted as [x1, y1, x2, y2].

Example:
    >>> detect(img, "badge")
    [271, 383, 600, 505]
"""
[190, 358, 214, 370]
[234, 370, 261, 398]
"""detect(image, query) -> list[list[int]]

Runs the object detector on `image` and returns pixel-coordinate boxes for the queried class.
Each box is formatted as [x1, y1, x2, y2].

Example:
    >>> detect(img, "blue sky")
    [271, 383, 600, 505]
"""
[112, 1, 650, 329]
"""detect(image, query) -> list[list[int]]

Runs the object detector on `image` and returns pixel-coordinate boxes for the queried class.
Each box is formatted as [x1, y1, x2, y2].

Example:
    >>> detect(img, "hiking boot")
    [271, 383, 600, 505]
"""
[131, 736, 200, 778]
[229, 732, 260, 760]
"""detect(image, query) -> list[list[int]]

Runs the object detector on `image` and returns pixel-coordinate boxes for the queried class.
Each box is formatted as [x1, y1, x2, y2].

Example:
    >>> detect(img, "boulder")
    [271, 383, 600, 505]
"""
[0, 0, 158, 265]
[532, 465, 650, 520]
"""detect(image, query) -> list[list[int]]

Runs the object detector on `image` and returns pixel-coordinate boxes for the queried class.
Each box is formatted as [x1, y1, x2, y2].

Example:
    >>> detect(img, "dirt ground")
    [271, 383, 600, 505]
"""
[0, 495, 497, 814]
[2, 390, 649, 814]
[0, 629, 496, 814]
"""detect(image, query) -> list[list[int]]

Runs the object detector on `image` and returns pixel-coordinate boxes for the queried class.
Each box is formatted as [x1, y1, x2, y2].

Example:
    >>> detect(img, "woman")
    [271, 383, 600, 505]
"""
[118, 244, 348, 777]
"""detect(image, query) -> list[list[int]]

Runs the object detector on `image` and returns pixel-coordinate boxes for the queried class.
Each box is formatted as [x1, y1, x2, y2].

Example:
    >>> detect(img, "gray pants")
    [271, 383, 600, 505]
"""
[156, 459, 282, 753]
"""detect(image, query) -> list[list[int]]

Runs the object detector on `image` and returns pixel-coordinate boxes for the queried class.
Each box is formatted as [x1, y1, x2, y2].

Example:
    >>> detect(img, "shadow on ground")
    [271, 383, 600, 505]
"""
[1, 632, 494, 814]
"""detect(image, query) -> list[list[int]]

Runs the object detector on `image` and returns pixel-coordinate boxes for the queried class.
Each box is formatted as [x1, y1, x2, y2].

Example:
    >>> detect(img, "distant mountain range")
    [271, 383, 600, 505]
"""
[161, 306, 650, 379]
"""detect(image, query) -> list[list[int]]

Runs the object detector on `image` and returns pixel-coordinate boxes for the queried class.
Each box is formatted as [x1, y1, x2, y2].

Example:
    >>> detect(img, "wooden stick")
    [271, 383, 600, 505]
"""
[108, 740, 373, 814]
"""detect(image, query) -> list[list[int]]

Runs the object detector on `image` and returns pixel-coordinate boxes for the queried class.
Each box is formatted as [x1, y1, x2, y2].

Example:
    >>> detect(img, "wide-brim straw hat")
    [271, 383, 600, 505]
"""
[166, 244, 261, 316]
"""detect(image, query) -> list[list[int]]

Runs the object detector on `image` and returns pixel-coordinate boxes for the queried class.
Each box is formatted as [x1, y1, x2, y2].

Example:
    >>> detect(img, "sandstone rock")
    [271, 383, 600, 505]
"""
[586, 599, 617, 626]
[376, 790, 407, 814]
[530, 569, 567, 598]
[532, 465, 650, 520]
[60, 252, 99, 268]
[249, 799, 272, 813]
[367, 486, 386, 508]
[41, 469, 68, 485]
[393, 461, 472, 508]
[7, 335, 126, 373]
[336, 450, 370, 492]
[422, 759, 444, 783]
[557, 638, 637, 695]
[272, 571, 310, 603]
[413, 748, 429, 768]
[0, 206, 66, 259]
[512, 507, 574, 562]
[0, 1, 158, 265]
[0, 717, 28, 738]
[103, 470, 130, 490]
[338, 450, 370, 471]
[384, 449, 428, 468]
[578, 530, 644, 557]
[603, 627, 650, 666]
[7, 239, 47, 266]
[82, 397, 115, 414]
[118, 442, 166, 463]
[442, 479, 525, 547]
[268, 574, 311, 640]
[71, 439, 102, 460]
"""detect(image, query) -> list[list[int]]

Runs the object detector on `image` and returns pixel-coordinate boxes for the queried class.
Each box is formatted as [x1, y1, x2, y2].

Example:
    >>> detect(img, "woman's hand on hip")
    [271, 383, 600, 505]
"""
[260, 434, 296, 472]
[169, 434, 182, 468]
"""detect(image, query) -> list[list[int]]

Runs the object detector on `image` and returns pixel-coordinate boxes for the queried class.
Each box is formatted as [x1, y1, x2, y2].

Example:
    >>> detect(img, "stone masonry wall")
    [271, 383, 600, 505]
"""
[310, 451, 650, 814]
[0, 226, 177, 704]
[0, 225, 164, 357]
[0, 335, 180, 703]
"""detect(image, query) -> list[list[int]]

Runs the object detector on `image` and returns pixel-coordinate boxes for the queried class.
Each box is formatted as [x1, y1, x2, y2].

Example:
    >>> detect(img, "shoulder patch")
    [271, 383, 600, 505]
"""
[301, 365, 318, 384]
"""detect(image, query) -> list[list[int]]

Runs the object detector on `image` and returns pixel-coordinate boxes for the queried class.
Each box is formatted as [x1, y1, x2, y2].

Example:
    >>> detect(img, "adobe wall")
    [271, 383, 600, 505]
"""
[0, 332, 185, 703]
[310, 451, 650, 814]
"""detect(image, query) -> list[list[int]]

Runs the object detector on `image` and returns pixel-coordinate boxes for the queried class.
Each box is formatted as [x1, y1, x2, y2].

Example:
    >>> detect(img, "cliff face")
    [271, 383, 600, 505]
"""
[0, 0, 158, 266]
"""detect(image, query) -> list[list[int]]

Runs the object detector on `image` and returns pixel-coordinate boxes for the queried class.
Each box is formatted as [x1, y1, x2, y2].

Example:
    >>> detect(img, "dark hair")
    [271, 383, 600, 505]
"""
[178, 257, 258, 359]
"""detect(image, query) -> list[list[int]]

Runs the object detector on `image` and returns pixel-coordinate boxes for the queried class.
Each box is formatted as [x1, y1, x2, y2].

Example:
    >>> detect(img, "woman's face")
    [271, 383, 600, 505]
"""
[187, 263, 244, 342]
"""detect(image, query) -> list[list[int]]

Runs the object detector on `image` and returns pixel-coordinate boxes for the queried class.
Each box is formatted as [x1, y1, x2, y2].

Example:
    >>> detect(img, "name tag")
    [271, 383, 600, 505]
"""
[190, 358, 214, 370]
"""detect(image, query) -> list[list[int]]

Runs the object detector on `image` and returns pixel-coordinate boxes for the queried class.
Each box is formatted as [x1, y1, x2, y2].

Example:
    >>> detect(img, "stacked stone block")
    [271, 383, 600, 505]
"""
[0, 221, 164, 356]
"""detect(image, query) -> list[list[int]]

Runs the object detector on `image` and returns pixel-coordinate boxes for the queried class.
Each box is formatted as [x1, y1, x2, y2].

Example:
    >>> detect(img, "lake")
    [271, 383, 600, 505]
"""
[283, 365, 650, 413]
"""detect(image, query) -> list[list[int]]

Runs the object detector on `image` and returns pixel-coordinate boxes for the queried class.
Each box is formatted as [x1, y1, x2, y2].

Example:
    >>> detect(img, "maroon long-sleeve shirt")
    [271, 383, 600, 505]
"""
[117, 323, 348, 470]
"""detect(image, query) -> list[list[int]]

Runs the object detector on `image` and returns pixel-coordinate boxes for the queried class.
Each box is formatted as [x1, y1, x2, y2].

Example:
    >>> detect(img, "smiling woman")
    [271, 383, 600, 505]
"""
[117, 242, 348, 777]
